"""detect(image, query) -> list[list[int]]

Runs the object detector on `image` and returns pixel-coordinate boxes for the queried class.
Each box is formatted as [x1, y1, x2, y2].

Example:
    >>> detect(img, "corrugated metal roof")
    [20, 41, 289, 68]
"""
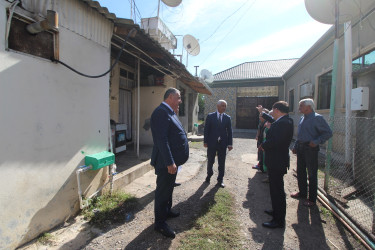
[80, 0, 117, 20]
[112, 23, 212, 95]
[214, 59, 298, 81]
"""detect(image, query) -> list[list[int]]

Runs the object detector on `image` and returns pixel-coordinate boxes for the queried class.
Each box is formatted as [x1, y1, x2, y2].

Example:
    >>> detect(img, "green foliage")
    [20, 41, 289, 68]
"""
[37, 232, 54, 245]
[82, 191, 137, 226]
[179, 189, 242, 249]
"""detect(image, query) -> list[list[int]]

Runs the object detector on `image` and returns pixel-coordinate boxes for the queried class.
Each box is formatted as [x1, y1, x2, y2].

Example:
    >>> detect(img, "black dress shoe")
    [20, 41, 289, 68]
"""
[167, 210, 180, 218]
[154, 223, 176, 238]
[264, 210, 273, 216]
[174, 182, 181, 187]
[262, 220, 284, 229]
[205, 176, 210, 183]
[217, 181, 225, 188]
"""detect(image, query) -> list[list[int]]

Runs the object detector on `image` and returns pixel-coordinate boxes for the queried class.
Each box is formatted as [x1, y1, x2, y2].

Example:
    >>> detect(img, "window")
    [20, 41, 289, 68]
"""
[8, 14, 58, 60]
[317, 71, 332, 110]
[353, 49, 375, 70]
[289, 89, 294, 112]
[120, 68, 135, 88]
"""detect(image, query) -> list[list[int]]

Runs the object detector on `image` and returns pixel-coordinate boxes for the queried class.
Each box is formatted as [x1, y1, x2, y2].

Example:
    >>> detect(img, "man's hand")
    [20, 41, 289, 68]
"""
[228, 146, 233, 151]
[309, 141, 317, 147]
[256, 105, 264, 113]
[204, 143, 208, 148]
[167, 163, 177, 174]
[292, 148, 297, 154]
[259, 145, 264, 151]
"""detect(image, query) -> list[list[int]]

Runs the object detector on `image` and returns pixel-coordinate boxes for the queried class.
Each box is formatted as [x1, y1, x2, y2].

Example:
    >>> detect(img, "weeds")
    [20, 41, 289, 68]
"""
[82, 191, 137, 226]
[37, 232, 54, 245]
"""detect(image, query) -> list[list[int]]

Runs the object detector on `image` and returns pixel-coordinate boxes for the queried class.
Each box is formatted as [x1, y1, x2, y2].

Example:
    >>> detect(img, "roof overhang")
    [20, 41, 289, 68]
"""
[210, 77, 284, 88]
[111, 20, 212, 95]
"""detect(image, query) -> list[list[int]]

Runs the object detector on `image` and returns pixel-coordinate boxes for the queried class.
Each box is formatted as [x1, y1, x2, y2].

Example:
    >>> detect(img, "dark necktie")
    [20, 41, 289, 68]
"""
[219, 114, 222, 123]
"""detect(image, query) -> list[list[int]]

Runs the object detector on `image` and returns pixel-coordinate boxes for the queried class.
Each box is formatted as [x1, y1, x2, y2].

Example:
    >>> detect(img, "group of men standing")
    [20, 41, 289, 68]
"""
[150, 87, 332, 238]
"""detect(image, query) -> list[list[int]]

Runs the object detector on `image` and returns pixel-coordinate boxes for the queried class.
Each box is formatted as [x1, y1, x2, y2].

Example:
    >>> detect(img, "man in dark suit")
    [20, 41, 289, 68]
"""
[150, 88, 189, 238]
[204, 100, 233, 188]
[259, 101, 293, 228]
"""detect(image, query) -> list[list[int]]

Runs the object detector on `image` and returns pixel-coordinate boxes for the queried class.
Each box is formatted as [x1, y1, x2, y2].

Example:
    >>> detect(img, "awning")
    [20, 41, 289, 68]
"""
[111, 19, 212, 95]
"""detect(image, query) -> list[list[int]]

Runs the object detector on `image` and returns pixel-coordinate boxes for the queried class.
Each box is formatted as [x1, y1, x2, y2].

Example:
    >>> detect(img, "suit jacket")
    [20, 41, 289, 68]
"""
[261, 115, 293, 175]
[150, 103, 189, 174]
[204, 112, 233, 148]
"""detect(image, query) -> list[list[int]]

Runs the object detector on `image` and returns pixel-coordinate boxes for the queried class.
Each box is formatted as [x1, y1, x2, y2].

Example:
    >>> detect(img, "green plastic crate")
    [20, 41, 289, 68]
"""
[85, 151, 115, 170]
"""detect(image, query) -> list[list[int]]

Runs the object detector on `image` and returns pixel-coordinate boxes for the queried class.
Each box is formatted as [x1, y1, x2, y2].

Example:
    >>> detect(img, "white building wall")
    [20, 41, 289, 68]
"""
[0, 1, 112, 248]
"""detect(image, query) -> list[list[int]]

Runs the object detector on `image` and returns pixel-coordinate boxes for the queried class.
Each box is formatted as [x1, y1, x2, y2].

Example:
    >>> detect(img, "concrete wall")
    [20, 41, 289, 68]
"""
[0, 1, 112, 248]
[204, 87, 238, 128]
[138, 75, 175, 145]
[284, 10, 375, 143]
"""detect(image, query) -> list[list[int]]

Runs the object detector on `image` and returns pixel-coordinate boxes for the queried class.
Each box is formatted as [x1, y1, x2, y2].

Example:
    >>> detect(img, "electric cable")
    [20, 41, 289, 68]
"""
[200, 0, 257, 66]
[51, 28, 137, 78]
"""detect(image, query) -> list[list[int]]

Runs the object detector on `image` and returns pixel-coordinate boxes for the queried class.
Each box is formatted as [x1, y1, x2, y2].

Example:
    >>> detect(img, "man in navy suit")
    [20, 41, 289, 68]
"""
[150, 88, 189, 238]
[259, 101, 293, 228]
[204, 100, 233, 188]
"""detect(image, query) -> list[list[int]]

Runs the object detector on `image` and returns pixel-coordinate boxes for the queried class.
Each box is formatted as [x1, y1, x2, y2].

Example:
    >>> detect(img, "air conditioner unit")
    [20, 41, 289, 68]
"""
[141, 17, 177, 51]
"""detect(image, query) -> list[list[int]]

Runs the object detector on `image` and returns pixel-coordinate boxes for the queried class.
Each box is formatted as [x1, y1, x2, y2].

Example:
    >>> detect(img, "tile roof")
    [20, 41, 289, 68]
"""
[214, 59, 298, 81]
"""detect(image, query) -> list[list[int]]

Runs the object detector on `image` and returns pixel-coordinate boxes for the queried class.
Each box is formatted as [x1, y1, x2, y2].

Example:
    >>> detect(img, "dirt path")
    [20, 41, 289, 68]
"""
[21, 134, 364, 249]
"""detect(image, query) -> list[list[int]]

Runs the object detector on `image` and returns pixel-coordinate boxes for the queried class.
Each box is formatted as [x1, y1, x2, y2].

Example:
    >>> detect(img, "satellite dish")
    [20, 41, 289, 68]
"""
[183, 34, 200, 56]
[162, 0, 182, 7]
[304, 0, 373, 24]
[200, 69, 214, 84]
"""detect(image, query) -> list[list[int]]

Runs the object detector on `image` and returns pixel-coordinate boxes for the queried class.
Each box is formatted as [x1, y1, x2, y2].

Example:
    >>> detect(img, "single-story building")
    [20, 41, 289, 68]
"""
[204, 59, 297, 129]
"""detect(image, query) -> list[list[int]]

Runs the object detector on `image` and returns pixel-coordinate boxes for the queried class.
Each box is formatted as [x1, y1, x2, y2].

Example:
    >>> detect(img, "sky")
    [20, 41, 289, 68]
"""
[97, 0, 332, 76]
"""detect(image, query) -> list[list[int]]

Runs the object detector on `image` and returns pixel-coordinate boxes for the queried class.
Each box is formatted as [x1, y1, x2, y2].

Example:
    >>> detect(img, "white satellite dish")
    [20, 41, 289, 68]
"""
[183, 34, 200, 56]
[162, 0, 182, 7]
[304, 0, 373, 24]
[200, 69, 214, 84]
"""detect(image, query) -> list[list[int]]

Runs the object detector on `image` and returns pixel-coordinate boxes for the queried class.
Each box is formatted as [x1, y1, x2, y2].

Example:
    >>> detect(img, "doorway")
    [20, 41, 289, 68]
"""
[236, 96, 278, 129]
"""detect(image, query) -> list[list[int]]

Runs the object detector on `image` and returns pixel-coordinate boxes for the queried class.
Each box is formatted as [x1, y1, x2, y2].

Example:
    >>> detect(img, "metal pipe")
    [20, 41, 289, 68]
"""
[5, 0, 20, 50]
[76, 165, 92, 209]
[137, 57, 140, 157]
[344, 21, 353, 170]
[317, 190, 375, 249]
[110, 43, 173, 77]
[112, 35, 179, 78]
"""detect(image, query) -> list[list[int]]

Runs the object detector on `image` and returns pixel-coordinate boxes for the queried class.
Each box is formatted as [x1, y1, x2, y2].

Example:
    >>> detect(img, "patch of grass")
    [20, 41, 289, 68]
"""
[37, 232, 54, 245]
[179, 189, 241, 249]
[320, 206, 333, 218]
[82, 191, 137, 226]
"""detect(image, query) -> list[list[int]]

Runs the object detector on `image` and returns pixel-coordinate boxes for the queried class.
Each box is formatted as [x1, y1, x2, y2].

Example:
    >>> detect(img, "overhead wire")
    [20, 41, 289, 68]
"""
[200, 0, 252, 44]
[199, 0, 257, 66]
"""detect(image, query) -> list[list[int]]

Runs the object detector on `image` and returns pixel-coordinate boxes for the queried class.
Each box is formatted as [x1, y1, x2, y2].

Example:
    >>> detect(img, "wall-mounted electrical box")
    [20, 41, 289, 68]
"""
[351, 87, 369, 111]
[85, 151, 115, 170]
